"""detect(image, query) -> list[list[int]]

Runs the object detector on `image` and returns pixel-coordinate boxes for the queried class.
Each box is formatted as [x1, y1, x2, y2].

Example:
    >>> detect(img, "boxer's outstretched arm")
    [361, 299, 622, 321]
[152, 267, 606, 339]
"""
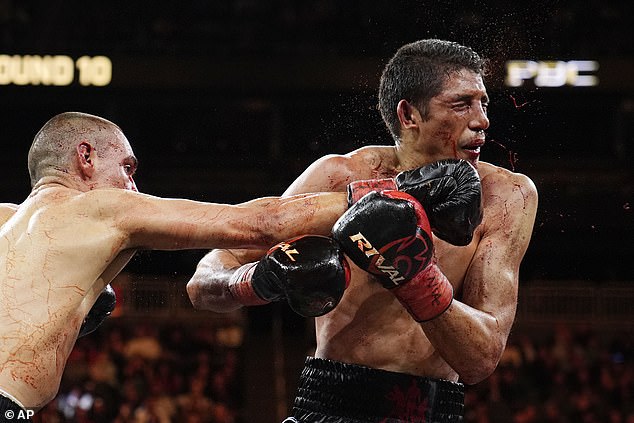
[102, 189, 347, 251]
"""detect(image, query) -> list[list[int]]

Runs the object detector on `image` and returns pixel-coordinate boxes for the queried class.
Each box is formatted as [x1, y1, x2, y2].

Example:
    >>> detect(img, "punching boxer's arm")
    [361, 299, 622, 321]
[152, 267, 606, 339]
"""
[105, 189, 348, 251]
[421, 171, 537, 384]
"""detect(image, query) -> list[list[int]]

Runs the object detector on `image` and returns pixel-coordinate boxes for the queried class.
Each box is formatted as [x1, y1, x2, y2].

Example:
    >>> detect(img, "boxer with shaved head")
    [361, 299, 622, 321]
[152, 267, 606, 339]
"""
[0, 112, 355, 417]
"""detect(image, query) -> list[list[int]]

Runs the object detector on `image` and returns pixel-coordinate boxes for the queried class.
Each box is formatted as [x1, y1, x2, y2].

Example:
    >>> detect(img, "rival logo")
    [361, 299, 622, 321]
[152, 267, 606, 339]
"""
[348, 232, 406, 284]
[277, 242, 299, 262]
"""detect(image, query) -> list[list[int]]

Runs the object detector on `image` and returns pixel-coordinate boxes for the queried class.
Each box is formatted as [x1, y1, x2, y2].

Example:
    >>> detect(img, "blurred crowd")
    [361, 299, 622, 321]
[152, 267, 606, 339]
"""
[28, 318, 633, 422]
[33, 321, 243, 423]
[465, 324, 634, 423]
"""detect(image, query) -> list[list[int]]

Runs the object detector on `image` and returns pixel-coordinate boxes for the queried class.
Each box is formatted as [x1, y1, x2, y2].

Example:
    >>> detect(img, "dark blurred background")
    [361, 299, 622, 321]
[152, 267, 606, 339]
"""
[1, 1, 633, 422]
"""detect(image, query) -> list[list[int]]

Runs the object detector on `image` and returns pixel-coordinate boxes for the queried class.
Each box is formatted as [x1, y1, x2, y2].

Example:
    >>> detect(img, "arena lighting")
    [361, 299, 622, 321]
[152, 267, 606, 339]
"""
[505, 60, 599, 87]
[0, 54, 112, 86]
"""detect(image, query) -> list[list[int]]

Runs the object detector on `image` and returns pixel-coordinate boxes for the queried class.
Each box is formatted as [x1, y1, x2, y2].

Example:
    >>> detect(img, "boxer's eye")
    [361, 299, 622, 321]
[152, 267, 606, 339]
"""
[123, 164, 135, 176]
[122, 156, 138, 176]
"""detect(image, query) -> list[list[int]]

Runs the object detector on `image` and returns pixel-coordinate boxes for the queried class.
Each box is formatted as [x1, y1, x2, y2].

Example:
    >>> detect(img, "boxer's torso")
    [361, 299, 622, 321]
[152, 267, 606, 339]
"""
[292, 146, 501, 380]
[0, 186, 134, 409]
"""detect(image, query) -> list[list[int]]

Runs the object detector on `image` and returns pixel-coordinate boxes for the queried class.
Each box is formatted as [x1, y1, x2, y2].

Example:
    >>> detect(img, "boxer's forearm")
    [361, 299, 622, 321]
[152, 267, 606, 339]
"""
[187, 249, 245, 312]
[243, 192, 348, 247]
[421, 300, 513, 384]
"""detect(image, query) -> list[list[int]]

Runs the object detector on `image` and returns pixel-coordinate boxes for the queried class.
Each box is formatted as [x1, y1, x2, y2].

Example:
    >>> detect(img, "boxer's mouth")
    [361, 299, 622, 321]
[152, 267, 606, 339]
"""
[463, 141, 484, 153]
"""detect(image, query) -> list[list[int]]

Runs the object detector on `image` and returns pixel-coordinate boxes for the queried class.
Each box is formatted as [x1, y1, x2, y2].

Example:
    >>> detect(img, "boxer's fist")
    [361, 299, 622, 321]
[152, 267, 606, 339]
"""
[79, 284, 116, 337]
[229, 235, 350, 317]
[347, 159, 482, 246]
[332, 190, 433, 288]
[332, 191, 453, 321]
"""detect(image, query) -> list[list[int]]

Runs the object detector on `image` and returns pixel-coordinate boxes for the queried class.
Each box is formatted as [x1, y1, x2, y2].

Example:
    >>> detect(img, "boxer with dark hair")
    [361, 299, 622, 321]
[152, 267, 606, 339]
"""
[188, 39, 538, 422]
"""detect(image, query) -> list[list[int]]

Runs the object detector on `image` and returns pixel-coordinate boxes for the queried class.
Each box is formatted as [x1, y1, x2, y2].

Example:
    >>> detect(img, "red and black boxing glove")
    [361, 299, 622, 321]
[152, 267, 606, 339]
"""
[332, 190, 453, 322]
[228, 235, 350, 317]
[347, 159, 482, 246]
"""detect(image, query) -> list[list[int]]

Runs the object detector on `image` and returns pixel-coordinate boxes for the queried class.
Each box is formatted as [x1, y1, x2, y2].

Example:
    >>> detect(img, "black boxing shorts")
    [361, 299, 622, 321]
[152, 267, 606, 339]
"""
[289, 357, 464, 423]
[0, 393, 32, 422]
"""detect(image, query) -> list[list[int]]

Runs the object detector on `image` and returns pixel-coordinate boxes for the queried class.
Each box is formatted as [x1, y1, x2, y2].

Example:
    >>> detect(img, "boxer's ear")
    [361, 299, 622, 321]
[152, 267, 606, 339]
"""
[397, 100, 418, 130]
[77, 141, 96, 179]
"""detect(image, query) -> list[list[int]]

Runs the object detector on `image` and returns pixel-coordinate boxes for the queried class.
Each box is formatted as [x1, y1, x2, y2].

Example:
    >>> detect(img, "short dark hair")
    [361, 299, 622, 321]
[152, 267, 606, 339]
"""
[378, 39, 486, 142]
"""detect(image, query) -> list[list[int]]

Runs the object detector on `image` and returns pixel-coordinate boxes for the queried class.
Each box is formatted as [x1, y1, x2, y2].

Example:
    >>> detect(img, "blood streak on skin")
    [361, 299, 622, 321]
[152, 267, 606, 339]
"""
[514, 183, 529, 210]
[327, 174, 348, 191]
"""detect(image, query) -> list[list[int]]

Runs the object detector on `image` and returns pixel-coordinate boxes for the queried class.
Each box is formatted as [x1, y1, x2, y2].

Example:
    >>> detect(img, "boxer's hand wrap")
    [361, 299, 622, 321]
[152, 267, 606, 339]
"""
[347, 159, 482, 246]
[347, 178, 397, 205]
[79, 284, 116, 337]
[392, 263, 453, 322]
[228, 263, 270, 306]
[332, 190, 453, 321]
[228, 235, 350, 317]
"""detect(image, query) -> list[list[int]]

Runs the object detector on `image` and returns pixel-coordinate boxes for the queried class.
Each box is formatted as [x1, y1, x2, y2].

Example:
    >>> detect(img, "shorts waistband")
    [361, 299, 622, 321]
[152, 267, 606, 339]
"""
[0, 388, 26, 411]
[292, 357, 464, 422]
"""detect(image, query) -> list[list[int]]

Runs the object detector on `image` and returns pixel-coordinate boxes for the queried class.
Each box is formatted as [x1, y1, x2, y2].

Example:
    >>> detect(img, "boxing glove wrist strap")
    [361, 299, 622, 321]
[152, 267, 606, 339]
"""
[228, 263, 270, 306]
[391, 263, 453, 322]
[347, 178, 397, 206]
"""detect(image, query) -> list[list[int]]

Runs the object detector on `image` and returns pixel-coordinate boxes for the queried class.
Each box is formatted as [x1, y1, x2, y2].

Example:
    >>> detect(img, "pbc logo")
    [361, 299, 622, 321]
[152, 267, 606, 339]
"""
[505, 60, 599, 87]
[348, 231, 432, 284]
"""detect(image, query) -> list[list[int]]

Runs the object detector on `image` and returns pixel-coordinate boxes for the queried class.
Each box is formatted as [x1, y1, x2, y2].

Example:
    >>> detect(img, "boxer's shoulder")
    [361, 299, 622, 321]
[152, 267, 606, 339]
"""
[289, 145, 397, 193]
[332, 145, 400, 181]
[477, 162, 538, 231]
[26, 187, 140, 227]
[478, 161, 537, 195]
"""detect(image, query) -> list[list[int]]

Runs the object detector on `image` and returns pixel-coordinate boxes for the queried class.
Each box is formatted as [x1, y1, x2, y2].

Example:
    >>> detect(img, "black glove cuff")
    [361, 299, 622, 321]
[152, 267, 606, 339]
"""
[251, 262, 285, 302]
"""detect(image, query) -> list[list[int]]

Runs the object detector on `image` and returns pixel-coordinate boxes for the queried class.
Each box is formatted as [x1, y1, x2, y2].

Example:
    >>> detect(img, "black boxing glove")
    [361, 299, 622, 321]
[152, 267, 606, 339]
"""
[78, 284, 116, 337]
[332, 191, 453, 321]
[227, 235, 350, 317]
[347, 159, 482, 246]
